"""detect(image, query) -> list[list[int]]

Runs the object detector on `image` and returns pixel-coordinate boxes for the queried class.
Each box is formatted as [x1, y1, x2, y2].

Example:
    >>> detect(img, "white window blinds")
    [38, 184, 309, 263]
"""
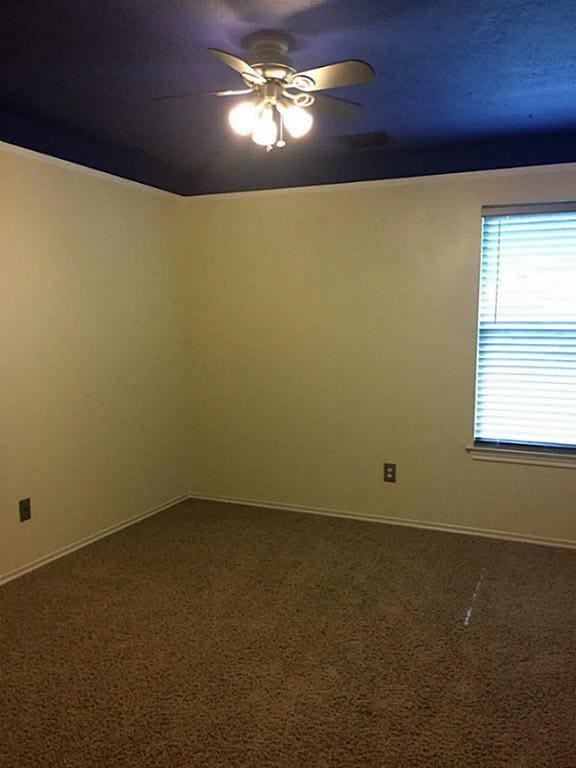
[475, 204, 576, 449]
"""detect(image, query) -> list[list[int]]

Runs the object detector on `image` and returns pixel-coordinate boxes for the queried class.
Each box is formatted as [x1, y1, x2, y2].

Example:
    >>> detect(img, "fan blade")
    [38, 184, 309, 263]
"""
[151, 89, 252, 102]
[208, 89, 254, 97]
[208, 48, 265, 84]
[313, 93, 363, 121]
[293, 60, 374, 92]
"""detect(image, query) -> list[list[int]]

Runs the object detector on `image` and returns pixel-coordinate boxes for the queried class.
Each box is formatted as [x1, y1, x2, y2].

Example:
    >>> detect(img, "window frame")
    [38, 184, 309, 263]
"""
[467, 201, 576, 469]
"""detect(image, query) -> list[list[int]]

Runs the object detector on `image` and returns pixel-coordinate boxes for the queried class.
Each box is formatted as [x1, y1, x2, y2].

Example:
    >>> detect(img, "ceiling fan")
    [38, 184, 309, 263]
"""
[154, 30, 375, 151]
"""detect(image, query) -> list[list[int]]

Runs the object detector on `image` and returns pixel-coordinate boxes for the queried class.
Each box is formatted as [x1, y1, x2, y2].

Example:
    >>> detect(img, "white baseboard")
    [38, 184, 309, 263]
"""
[0, 494, 189, 587]
[187, 492, 576, 551]
[4, 491, 574, 588]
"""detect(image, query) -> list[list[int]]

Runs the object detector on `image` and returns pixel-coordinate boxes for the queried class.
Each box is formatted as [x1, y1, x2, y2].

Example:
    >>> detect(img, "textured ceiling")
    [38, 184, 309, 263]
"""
[0, 0, 575, 195]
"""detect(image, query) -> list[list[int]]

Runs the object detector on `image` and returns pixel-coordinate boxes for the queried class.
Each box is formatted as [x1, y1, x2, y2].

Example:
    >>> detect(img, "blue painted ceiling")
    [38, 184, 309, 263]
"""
[0, 0, 574, 194]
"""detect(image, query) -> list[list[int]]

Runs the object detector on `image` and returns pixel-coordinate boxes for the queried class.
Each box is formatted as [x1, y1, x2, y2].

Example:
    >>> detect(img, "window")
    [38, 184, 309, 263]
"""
[472, 202, 576, 460]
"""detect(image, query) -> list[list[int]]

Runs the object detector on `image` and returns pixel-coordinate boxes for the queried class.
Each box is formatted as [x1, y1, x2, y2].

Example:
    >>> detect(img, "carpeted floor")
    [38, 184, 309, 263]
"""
[1, 500, 576, 767]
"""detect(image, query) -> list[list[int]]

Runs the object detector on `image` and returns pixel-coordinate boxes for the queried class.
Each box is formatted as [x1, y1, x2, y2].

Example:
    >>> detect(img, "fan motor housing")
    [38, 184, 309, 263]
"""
[242, 30, 296, 79]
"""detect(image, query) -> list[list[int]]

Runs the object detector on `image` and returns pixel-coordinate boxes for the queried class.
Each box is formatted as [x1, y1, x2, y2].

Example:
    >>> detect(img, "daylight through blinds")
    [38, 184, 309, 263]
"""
[475, 206, 576, 448]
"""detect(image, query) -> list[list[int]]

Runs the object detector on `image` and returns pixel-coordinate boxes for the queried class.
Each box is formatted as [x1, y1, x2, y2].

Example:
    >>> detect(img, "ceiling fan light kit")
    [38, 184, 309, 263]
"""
[208, 30, 374, 152]
[228, 83, 315, 149]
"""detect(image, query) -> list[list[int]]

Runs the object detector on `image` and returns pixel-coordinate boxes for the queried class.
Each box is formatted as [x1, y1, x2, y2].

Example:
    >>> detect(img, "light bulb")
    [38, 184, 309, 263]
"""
[251, 105, 278, 146]
[280, 105, 313, 138]
[228, 101, 258, 136]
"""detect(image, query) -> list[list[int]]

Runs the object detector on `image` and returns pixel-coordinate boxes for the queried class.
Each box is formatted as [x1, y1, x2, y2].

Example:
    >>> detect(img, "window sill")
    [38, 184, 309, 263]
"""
[465, 444, 576, 469]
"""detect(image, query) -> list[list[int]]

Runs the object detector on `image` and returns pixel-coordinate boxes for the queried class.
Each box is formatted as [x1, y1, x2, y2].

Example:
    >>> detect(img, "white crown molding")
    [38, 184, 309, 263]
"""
[0, 140, 178, 199]
[3, 138, 575, 202]
[182, 161, 576, 202]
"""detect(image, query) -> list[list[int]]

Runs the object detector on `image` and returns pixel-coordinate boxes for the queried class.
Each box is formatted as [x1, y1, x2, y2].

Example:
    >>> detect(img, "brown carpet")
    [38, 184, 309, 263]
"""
[1, 500, 576, 767]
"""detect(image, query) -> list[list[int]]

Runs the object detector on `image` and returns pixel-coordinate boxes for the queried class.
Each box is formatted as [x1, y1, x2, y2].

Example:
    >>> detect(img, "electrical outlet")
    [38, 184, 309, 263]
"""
[383, 463, 397, 483]
[19, 498, 31, 522]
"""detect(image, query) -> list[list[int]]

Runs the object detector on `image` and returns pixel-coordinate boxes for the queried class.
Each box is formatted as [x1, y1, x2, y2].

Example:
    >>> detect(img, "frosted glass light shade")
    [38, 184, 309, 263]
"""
[251, 106, 278, 146]
[280, 105, 313, 138]
[228, 102, 258, 136]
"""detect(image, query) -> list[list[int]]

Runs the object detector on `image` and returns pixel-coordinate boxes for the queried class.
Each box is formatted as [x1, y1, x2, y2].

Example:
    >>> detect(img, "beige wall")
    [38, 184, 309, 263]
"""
[0, 145, 190, 578]
[2, 146, 575, 582]
[182, 165, 576, 543]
